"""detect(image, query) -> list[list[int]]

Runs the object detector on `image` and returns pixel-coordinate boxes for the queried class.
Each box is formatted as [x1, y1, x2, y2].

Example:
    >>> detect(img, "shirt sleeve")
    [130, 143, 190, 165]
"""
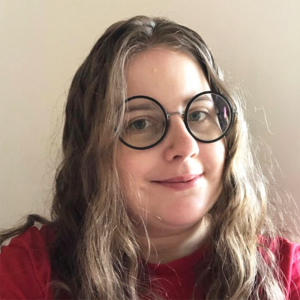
[278, 238, 300, 300]
[0, 226, 53, 300]
[289, 244, 300, 300]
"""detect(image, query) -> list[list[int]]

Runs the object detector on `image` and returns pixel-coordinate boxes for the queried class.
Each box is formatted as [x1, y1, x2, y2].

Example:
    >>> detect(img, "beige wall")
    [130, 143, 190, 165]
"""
[1, 1, 299, 241]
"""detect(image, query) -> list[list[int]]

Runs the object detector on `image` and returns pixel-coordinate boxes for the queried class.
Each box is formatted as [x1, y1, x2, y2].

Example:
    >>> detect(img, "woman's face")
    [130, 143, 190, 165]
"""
[118, 48, 225, 237]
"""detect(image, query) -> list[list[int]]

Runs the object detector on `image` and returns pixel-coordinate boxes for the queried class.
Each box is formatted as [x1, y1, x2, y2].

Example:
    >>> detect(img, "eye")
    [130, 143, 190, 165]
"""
[129, 118, 152, 131]
[188, 111, 208, 122]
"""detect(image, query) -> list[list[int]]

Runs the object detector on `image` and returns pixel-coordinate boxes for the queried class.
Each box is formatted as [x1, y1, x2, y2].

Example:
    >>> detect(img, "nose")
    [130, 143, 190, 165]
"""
[163, 114, 200, 161]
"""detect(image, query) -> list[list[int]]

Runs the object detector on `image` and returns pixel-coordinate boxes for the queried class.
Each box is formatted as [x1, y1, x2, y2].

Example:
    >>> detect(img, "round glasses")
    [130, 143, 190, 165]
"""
[120, 91, 235, 150]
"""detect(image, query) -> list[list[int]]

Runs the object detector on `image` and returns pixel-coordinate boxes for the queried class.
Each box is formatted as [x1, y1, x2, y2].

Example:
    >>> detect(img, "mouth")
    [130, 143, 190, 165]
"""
[152, 174, 203, 191]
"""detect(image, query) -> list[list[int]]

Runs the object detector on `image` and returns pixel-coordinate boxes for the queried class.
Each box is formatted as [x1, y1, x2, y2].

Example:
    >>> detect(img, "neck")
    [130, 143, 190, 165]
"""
[137, 217, 212, 264]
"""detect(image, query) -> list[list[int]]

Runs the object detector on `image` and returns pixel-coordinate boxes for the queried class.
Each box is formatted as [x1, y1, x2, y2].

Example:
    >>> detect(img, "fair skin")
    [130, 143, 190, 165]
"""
[118, 48, 225, 263]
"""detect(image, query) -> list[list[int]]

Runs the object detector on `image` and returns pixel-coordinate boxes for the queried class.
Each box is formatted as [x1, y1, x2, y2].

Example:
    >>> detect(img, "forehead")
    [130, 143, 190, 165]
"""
[126, 48, 210, 110]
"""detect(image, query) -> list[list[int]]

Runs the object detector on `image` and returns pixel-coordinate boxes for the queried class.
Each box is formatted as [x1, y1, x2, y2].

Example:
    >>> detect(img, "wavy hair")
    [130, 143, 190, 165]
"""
[1, 16, 287, 300]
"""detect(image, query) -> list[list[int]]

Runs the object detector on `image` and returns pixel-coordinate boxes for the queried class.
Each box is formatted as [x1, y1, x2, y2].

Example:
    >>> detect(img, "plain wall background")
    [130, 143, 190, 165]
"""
[1, 0, 299, 242]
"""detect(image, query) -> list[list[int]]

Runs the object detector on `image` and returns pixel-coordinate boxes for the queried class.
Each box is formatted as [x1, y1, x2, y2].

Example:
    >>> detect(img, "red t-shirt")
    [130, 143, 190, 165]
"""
[0, 224, 299, 299]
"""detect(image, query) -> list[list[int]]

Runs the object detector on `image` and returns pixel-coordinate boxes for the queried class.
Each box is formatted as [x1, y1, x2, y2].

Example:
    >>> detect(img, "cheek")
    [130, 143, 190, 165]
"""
[118, 144, 156, 182]
[117, 159, 140, 217]
[202, 141, 226, 174]
[117, 147, 151, 208]
[118, 165, 150, 223]
[120, 155, 146, 184]
[200, 142, 225, 204]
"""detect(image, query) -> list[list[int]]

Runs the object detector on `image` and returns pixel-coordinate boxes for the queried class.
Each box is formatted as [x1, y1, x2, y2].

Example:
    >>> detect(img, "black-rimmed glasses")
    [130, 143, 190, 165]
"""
[120, 91, 236, 150]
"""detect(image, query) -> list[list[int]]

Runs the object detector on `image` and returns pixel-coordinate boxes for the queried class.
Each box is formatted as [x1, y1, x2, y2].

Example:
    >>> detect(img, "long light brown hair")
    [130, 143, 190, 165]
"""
[1, 16, 287, 300]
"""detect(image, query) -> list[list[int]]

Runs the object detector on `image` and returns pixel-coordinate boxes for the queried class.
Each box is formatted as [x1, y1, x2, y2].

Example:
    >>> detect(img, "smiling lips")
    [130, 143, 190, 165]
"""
[152, 174, 203, 191]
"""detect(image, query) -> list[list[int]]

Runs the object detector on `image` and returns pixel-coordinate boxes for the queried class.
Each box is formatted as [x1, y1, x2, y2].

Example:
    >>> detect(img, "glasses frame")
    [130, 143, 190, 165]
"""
[120, 91, 236, 150]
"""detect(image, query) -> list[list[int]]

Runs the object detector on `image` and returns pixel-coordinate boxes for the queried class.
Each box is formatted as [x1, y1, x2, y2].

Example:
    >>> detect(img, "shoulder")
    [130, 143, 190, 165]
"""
[274, 237, 300, 300]
[1, 222, 55, 251]
[0, 223, 55, 299]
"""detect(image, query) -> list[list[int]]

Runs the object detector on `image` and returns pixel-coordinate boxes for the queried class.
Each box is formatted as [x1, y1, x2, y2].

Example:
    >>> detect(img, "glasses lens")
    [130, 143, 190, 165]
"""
[121, 97, 166, 149]
[187, 93, 232, 142]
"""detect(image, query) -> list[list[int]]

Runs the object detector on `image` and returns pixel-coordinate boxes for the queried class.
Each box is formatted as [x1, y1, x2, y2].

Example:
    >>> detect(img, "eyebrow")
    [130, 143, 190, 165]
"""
[125, 103, 158, 112]
[125, 94, 214, 112]
[180, 96, 214, 111]
[181, 94, 215, 107]
[192, 95, 213, 101]
[191, 97, 214, 105]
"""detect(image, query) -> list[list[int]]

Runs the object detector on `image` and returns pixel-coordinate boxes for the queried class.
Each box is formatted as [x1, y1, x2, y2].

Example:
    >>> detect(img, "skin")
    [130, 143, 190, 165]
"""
[118, 48, 225, 263]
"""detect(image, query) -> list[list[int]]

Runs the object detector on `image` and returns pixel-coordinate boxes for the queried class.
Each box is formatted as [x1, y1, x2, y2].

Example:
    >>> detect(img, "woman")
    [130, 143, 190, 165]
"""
[0, 15, 299, 300]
